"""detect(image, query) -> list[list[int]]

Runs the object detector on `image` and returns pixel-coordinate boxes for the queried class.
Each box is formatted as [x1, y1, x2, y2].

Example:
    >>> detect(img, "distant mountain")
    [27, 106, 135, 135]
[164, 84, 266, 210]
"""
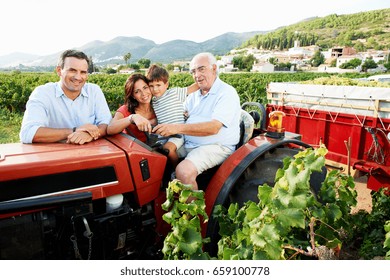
[0, 31, 263, 68]
[83, 36, 157, 64]
[144, 40, 203, 63]
[0, 52, 41, 68]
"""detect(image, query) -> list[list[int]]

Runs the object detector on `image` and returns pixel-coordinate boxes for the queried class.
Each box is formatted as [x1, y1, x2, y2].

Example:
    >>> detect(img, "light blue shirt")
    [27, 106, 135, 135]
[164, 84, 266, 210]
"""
[184, 77, 241, 150]
[20, 82, 112, 143]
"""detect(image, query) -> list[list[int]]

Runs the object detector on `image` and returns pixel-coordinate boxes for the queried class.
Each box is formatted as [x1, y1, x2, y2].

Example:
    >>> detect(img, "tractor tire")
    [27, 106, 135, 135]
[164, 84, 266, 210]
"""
[206, 145, 326, 256]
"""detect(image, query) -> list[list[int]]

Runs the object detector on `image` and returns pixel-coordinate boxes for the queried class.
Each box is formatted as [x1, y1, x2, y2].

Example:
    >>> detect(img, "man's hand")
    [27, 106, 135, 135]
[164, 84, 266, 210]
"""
[152, 123, 179, 137]
[67, 131, 94, 145]
[76, 124, 100, 140]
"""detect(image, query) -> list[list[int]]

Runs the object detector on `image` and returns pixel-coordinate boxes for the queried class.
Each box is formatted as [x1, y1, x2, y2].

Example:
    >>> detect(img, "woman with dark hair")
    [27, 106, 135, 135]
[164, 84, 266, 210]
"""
[107, 73, 156, 142]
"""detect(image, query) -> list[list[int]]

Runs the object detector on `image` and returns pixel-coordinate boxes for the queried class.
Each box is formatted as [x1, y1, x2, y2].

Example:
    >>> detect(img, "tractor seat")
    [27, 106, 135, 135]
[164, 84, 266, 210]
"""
[236, 109, 255, 148]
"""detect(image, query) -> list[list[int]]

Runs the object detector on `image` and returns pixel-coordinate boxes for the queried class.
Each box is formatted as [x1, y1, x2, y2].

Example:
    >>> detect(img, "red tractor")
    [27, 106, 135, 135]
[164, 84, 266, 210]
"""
[0, 101, 326, 259]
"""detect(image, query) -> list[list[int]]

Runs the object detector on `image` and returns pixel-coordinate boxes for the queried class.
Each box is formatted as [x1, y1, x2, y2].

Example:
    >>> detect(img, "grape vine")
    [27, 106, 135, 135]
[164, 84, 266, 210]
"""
[161, 145, 390, 260]
[161, 180, 211, 260]
[214, 145, 358, 260]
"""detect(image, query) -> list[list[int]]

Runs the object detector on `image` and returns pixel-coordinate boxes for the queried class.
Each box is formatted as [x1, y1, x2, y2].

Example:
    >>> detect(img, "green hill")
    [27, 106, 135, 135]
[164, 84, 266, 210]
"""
[242, 8, 390, 51]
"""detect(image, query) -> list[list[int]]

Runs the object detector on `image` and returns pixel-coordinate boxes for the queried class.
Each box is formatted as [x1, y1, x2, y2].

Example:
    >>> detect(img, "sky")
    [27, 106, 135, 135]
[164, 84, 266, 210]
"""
[1, 0, 389, 57]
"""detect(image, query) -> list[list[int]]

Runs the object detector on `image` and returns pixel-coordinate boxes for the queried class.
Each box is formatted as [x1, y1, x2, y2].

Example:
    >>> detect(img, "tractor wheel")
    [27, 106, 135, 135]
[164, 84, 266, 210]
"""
[206, 145, 326, 256]
[228, 147, 298, 207]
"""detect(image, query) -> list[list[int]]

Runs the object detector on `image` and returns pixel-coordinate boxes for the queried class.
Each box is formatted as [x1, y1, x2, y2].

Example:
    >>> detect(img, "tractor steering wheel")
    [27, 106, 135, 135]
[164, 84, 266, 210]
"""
[144, 132, 182, 148]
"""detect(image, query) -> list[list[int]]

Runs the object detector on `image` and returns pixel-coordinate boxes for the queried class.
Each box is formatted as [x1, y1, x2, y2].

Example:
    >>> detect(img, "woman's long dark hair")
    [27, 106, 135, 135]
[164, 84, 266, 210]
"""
[124, 74, 150, 113]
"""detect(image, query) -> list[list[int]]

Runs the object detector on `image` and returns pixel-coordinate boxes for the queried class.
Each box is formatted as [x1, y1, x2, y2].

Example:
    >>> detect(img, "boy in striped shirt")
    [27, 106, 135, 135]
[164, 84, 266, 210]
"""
[147, 64, 199, 167]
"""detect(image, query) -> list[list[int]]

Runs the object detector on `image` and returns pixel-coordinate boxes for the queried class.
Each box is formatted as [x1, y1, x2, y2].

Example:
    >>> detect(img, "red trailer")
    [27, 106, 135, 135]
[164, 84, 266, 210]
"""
[266, 82, 390, 191]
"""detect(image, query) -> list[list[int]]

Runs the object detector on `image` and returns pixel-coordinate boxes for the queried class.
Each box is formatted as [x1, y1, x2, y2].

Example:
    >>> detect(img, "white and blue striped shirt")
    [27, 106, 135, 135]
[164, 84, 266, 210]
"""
[152, 87, 188, 124]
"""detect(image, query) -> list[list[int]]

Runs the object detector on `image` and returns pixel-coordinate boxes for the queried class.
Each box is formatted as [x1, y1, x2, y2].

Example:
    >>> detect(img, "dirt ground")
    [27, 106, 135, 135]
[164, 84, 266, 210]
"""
[323, 168, 374, 259]
[326, 160, 372, 213]
[351, 175, 372, 213]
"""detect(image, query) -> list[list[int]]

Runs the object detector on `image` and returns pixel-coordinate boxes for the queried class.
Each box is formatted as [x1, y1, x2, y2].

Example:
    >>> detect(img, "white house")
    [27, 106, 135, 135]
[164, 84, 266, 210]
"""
[336, 55, 362, 68]
[251, 62, 274, 73]
[119, 68, 135, 74]
[219, 63, 238, 73]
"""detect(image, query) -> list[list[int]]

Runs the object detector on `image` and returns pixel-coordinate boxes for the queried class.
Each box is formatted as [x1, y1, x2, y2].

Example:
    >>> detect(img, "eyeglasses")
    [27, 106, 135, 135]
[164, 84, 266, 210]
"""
[189, 65, 210, 75]
[134, 85, 150, 94]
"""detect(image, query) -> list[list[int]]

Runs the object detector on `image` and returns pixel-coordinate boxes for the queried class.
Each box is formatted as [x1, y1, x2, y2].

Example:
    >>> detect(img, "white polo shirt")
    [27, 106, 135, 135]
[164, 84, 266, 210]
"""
[183, 77, 241, 151]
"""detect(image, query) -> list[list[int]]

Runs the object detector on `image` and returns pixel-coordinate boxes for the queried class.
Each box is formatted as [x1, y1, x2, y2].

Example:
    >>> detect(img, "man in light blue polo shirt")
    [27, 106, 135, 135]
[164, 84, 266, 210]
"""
[20, 50, 112, 145]
[153, 52, 241, 191]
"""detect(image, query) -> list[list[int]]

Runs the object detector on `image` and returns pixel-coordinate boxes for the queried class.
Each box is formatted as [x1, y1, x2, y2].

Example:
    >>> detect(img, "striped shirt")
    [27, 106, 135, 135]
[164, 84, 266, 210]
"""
[152, 87, 188, 124]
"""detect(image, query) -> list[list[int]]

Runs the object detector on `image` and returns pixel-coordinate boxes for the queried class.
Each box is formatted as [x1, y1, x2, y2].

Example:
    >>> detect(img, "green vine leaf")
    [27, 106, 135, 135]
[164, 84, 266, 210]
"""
[161, 179, 211, 260]
[384, 221, 390, 260]
[228, 203, 239, 219]
[178, 226, 203, 255]
[326, 204, 343, 222]
[215, 145, 359, 260]
[258, 184, 273, 207]
[277, 208, 306, 229]
[245, 202, 261, 221]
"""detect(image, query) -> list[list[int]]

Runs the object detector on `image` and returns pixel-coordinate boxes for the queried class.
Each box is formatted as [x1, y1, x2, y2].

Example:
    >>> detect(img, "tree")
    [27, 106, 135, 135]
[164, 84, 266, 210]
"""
[339, 58, 362, 69]
[384, 55, 390, 71]
[166, 64, 174, 71]
[232, 54, 257, 71]
[129, 64, 140, 71]
[138, 58, 151, 69]
[123, 52, 131, 65]
[105, 68, 116, 74]
[310, 51, 325, 67]
[232, 55, 245, 70]
[243, 54, 256, 71]
[354, 41, 366, 52]
[269, 57, 278, 65]
[366, 38, 379, 50]
[361, 58, 378, 72]
[88, 56, 95, 73]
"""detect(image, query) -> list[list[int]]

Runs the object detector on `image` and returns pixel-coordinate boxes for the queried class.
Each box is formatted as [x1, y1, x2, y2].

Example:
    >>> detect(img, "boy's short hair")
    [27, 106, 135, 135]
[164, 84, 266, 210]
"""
[147, 64, 169, 83]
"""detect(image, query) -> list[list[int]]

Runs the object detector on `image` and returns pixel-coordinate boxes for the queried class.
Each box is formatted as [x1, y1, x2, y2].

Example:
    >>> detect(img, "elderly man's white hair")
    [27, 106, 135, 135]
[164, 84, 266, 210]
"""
[190, 52, 219, 75]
